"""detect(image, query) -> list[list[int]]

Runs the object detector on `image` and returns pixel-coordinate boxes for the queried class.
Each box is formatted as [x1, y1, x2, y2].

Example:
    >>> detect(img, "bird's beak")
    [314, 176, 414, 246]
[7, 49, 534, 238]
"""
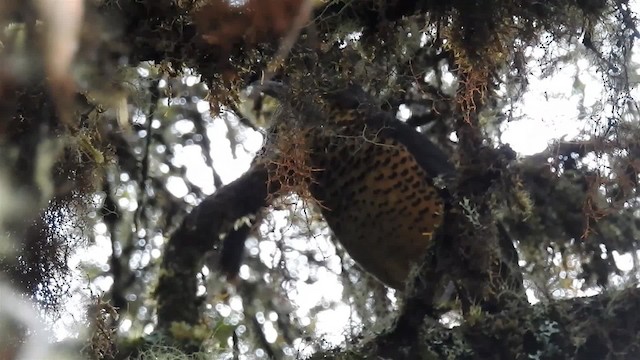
[249, 80, 290, 101]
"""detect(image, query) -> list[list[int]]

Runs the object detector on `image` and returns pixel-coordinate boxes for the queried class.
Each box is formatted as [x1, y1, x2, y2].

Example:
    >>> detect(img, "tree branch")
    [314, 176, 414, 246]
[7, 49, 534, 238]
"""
[311, 287, 640, 359]
[155, 164, 275, 329]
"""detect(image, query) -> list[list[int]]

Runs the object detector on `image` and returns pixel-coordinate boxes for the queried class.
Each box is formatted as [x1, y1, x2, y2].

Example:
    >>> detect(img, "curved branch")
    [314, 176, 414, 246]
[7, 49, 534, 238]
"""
[155, 164, 275, 328]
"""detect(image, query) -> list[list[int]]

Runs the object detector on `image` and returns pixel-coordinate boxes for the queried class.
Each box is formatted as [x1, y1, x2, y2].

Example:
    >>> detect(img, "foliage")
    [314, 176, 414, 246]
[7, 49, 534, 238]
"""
[0, 0, 639, 359]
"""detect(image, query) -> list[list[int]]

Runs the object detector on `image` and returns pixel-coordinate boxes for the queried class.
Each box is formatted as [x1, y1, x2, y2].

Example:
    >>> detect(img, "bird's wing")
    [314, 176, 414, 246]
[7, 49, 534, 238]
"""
[372, 113, 456, 182]
[323, 84, 456, 185]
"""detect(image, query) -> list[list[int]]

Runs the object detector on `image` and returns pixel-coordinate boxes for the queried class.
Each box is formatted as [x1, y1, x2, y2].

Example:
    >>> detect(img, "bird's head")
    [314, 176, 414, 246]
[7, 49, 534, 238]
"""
[243, 80, 379, 129]
[236, 83, 282, 129]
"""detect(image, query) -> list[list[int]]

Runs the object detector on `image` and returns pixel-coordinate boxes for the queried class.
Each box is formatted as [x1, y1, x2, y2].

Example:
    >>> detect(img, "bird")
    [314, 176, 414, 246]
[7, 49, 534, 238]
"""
[233, 81, 455, 289]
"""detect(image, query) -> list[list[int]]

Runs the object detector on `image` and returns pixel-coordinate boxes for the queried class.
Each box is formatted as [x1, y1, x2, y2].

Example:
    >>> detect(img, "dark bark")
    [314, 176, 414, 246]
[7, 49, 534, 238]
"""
[155, 164, 276, 329]
[309, 286, 640, 360]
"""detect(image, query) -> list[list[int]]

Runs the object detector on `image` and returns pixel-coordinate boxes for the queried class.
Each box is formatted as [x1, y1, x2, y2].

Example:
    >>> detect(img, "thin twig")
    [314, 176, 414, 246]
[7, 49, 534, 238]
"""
[261, 0, 316, 84]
